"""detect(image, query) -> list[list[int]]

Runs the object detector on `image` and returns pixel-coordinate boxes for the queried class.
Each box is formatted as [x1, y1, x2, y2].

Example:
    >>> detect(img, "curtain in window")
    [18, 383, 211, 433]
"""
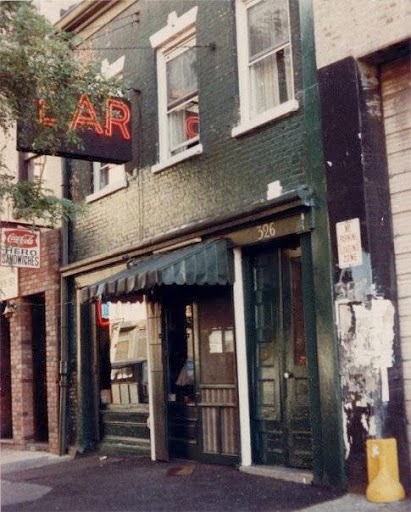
[167, 46, 199, 154]
[247, 0, 291, 116]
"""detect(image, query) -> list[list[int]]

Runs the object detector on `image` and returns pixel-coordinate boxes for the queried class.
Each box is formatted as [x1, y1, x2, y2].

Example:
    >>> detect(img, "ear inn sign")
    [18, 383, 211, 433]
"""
[17, 95, 132, 164]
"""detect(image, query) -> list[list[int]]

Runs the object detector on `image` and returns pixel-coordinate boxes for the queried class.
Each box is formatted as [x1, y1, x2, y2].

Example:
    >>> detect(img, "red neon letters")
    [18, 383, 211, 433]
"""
[38, 95, 131, 140]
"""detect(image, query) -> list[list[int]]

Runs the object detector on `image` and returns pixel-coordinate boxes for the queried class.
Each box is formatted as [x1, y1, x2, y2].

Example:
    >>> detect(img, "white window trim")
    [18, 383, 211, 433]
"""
[232, 99, 299, 137]
[86, 164, 128, 203]
[151, 143, 203, 173]
[233, 0, 299, 137]
[150, 7, 201, 173]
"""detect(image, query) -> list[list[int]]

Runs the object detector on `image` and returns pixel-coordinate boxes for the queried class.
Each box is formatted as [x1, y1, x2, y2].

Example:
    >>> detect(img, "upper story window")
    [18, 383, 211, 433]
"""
[232, 0, 299, 137]
[86, 162, 127, 203]
[84, 55, 128, 203]
[19, 153, 45, 182]
[150, 7, 203, 173]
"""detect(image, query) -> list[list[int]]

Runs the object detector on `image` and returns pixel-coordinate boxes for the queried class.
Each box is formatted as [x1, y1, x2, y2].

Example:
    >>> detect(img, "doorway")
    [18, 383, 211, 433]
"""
[245, 238, 312, 469]
[31, 294, 49, 442]
[0, 307, 12, 439]
[164, 287, 239, 464]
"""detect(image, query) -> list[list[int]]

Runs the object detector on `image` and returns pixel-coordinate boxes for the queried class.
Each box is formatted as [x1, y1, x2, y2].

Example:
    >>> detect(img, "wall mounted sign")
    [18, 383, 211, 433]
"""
[0, 228, 40, 269]
[0, 265, 18, 300]
[227, 213, 310, 247]
[336, 218, 363, 268]
[17, 95, 132, 164]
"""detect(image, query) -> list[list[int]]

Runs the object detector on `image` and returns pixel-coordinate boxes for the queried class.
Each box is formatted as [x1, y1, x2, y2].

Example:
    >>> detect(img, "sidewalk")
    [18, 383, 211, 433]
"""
[1, 447, 72, 475]
[1, 448, 410, 511]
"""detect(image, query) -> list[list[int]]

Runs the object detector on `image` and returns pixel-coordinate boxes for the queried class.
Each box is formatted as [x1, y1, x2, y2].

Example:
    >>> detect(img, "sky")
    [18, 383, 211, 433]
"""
[32, 0, 78, 23]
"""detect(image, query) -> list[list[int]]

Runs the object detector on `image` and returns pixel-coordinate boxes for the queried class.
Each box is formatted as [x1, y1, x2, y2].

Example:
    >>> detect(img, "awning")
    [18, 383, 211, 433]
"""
[81, 238, 234, 302]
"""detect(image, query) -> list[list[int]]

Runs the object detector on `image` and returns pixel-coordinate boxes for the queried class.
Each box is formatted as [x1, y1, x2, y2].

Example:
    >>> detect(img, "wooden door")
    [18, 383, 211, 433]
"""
[247, 241, 312, 469]
[197, 291, 239, 464]
[164, 288, 239, 464]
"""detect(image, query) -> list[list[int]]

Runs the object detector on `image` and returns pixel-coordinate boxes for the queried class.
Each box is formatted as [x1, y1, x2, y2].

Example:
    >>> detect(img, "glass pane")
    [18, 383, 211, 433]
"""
[258, 343, 274, 366]
[259, 380, 275, 406]
[168, 99, 199, 154]
[291, 259, 307, 366]
[248, 0, 289, 60]
[199, 293, 236, 385]
[99, 301, 149, 405]
[167, 47, 198, 105]
[249, 46, 292, 115]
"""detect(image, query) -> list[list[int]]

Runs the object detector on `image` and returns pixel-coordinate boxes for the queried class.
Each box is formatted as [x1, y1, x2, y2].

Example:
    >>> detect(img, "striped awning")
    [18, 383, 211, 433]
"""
[81, 238, 234, 302]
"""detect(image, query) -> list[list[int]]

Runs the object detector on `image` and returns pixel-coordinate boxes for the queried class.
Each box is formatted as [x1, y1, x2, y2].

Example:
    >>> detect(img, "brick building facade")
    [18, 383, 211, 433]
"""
[53, 0, 410, 492]
[1, 228, 61, 454]
[58, 0, 345, 488]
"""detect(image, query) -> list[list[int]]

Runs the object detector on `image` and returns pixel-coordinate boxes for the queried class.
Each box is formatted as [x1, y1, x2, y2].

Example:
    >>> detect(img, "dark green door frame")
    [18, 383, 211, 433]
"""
[299, 0, 346, 488]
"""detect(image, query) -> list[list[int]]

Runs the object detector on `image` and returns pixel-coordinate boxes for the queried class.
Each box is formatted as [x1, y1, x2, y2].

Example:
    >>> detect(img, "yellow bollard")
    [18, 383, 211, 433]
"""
[366, 438, 405, 503]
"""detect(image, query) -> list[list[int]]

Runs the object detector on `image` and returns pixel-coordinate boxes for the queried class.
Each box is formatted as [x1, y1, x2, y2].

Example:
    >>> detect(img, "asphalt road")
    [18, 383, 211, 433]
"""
[1, 453, 410, 512]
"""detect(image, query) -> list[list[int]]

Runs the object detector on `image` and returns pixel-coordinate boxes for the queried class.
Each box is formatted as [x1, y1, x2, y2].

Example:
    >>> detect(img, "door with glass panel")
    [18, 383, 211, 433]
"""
[164, 289, 239, 464]
[246, 240, 312, 468]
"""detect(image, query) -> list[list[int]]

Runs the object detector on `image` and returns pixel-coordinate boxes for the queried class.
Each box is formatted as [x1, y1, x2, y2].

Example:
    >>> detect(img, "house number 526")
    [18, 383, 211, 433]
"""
[256, 222, 276, 240]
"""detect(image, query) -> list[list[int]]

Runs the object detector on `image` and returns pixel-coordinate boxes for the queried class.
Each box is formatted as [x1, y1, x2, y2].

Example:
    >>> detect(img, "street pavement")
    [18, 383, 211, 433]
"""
[1, 448, 410, 512]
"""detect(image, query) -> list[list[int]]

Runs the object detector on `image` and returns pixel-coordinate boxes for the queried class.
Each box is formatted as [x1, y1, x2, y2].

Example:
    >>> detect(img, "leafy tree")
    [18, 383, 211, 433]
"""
[0, 0, 124, 224]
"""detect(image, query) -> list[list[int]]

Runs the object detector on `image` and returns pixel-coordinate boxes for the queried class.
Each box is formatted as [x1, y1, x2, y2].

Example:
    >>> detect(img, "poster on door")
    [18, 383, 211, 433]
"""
[0, 228, 40, 268]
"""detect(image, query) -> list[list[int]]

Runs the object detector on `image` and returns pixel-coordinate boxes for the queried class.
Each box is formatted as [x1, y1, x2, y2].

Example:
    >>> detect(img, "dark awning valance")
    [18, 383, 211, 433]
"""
[81, 238, 234, 302]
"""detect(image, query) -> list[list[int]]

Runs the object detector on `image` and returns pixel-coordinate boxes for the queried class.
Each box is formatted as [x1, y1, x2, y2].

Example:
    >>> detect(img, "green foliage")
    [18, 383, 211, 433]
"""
[0, 170, 85, 226]
[0, 1, 125, 224]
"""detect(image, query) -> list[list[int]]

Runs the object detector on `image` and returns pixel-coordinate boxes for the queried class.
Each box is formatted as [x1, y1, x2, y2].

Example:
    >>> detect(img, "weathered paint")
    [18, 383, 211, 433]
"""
[336, 295, 395, 458]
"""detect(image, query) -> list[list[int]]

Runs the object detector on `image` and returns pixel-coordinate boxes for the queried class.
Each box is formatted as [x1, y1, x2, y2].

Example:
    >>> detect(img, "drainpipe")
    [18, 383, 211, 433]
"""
[58, 158, 71, 455]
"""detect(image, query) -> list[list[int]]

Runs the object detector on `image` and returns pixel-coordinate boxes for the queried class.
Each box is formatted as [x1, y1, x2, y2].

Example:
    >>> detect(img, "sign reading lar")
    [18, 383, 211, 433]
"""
[1, 228, 41, 269]
[17, 95, 132, 164]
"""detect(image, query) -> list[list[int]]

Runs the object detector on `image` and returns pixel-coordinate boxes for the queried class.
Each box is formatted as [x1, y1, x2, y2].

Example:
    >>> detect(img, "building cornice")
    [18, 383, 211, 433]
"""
[56, 0, 136, 40]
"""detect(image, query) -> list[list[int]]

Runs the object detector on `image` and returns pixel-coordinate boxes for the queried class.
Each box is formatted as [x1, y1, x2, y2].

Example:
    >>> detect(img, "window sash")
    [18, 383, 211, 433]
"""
[164, 40, 200, 156]
[248, 44, 292, 116]
[244, 0, 293, 117]
[247, 0, 289, 61]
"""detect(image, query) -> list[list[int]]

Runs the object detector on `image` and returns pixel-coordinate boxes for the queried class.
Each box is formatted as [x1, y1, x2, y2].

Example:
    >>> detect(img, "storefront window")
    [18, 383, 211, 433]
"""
[98, 300, 148, 406]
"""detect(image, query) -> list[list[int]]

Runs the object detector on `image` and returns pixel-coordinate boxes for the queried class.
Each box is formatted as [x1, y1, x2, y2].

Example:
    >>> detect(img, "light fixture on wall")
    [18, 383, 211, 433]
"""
[3, 302, 17, 319]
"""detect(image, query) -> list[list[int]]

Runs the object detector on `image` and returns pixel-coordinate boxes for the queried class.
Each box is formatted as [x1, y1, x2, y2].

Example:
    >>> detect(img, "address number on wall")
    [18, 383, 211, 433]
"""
[256, 222, 276, 240]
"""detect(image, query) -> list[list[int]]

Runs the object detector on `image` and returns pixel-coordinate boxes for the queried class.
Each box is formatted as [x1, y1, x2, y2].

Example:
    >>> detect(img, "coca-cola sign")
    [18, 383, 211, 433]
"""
[4, 230, 38, 248]
[1, 228, 41, 269]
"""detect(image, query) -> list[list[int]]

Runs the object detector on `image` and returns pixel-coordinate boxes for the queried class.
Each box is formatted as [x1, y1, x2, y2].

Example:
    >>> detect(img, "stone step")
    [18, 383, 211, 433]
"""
[101, 409, 149, 424]
[99, 436, 151, 457]
[102, 420, 149, 439]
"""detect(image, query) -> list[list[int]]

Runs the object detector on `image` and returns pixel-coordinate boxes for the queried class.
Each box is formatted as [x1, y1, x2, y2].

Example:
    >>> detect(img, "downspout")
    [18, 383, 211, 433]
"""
[58, 158, 71, 455]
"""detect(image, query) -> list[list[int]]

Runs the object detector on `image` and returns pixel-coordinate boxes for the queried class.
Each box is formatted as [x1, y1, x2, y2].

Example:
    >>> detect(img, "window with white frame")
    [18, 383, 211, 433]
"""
[233, 0, 298, 137]
[150, 8, 202, 172]
[19, 153, 45, 182]
[86, 162, 127, 202]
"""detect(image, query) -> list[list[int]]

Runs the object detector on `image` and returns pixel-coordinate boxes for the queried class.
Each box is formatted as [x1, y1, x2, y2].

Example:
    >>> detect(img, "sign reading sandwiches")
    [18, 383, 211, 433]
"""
[0, 228, 40, 269]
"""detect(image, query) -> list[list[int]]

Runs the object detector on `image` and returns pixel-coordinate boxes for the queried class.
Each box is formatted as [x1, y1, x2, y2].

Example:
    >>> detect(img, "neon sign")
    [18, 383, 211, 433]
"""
[17, 95, 132, 164]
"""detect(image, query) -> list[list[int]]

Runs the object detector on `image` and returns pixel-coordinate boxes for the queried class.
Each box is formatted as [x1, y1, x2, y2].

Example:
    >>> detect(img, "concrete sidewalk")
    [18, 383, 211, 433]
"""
[1, 448, 410, 511]
[1, 447, 72, 474]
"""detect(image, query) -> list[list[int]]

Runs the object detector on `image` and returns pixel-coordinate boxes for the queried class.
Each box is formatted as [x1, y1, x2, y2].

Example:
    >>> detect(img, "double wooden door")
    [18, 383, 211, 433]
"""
[246, 240, 312, 469]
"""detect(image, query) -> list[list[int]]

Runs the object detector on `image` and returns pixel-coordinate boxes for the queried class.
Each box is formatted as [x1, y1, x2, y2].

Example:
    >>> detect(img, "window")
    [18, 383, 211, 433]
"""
[19, 153, 45, 182]
[233, 0, 298, 137]
[150, 7, 203, 172]
[86, 162, 127, 203]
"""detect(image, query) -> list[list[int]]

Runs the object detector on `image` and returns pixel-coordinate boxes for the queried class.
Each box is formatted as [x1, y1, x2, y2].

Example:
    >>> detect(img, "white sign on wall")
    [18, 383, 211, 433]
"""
[0, 265, 18, 300]
[0, 228, 41, 268]
[336, 218, 363, 269]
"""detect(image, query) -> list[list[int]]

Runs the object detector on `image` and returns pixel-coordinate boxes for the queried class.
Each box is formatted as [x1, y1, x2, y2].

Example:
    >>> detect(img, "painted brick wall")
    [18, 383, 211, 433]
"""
[69, 0, 308, 262]
[9, 229, 61, 453]
[313, 0, 410, 69]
